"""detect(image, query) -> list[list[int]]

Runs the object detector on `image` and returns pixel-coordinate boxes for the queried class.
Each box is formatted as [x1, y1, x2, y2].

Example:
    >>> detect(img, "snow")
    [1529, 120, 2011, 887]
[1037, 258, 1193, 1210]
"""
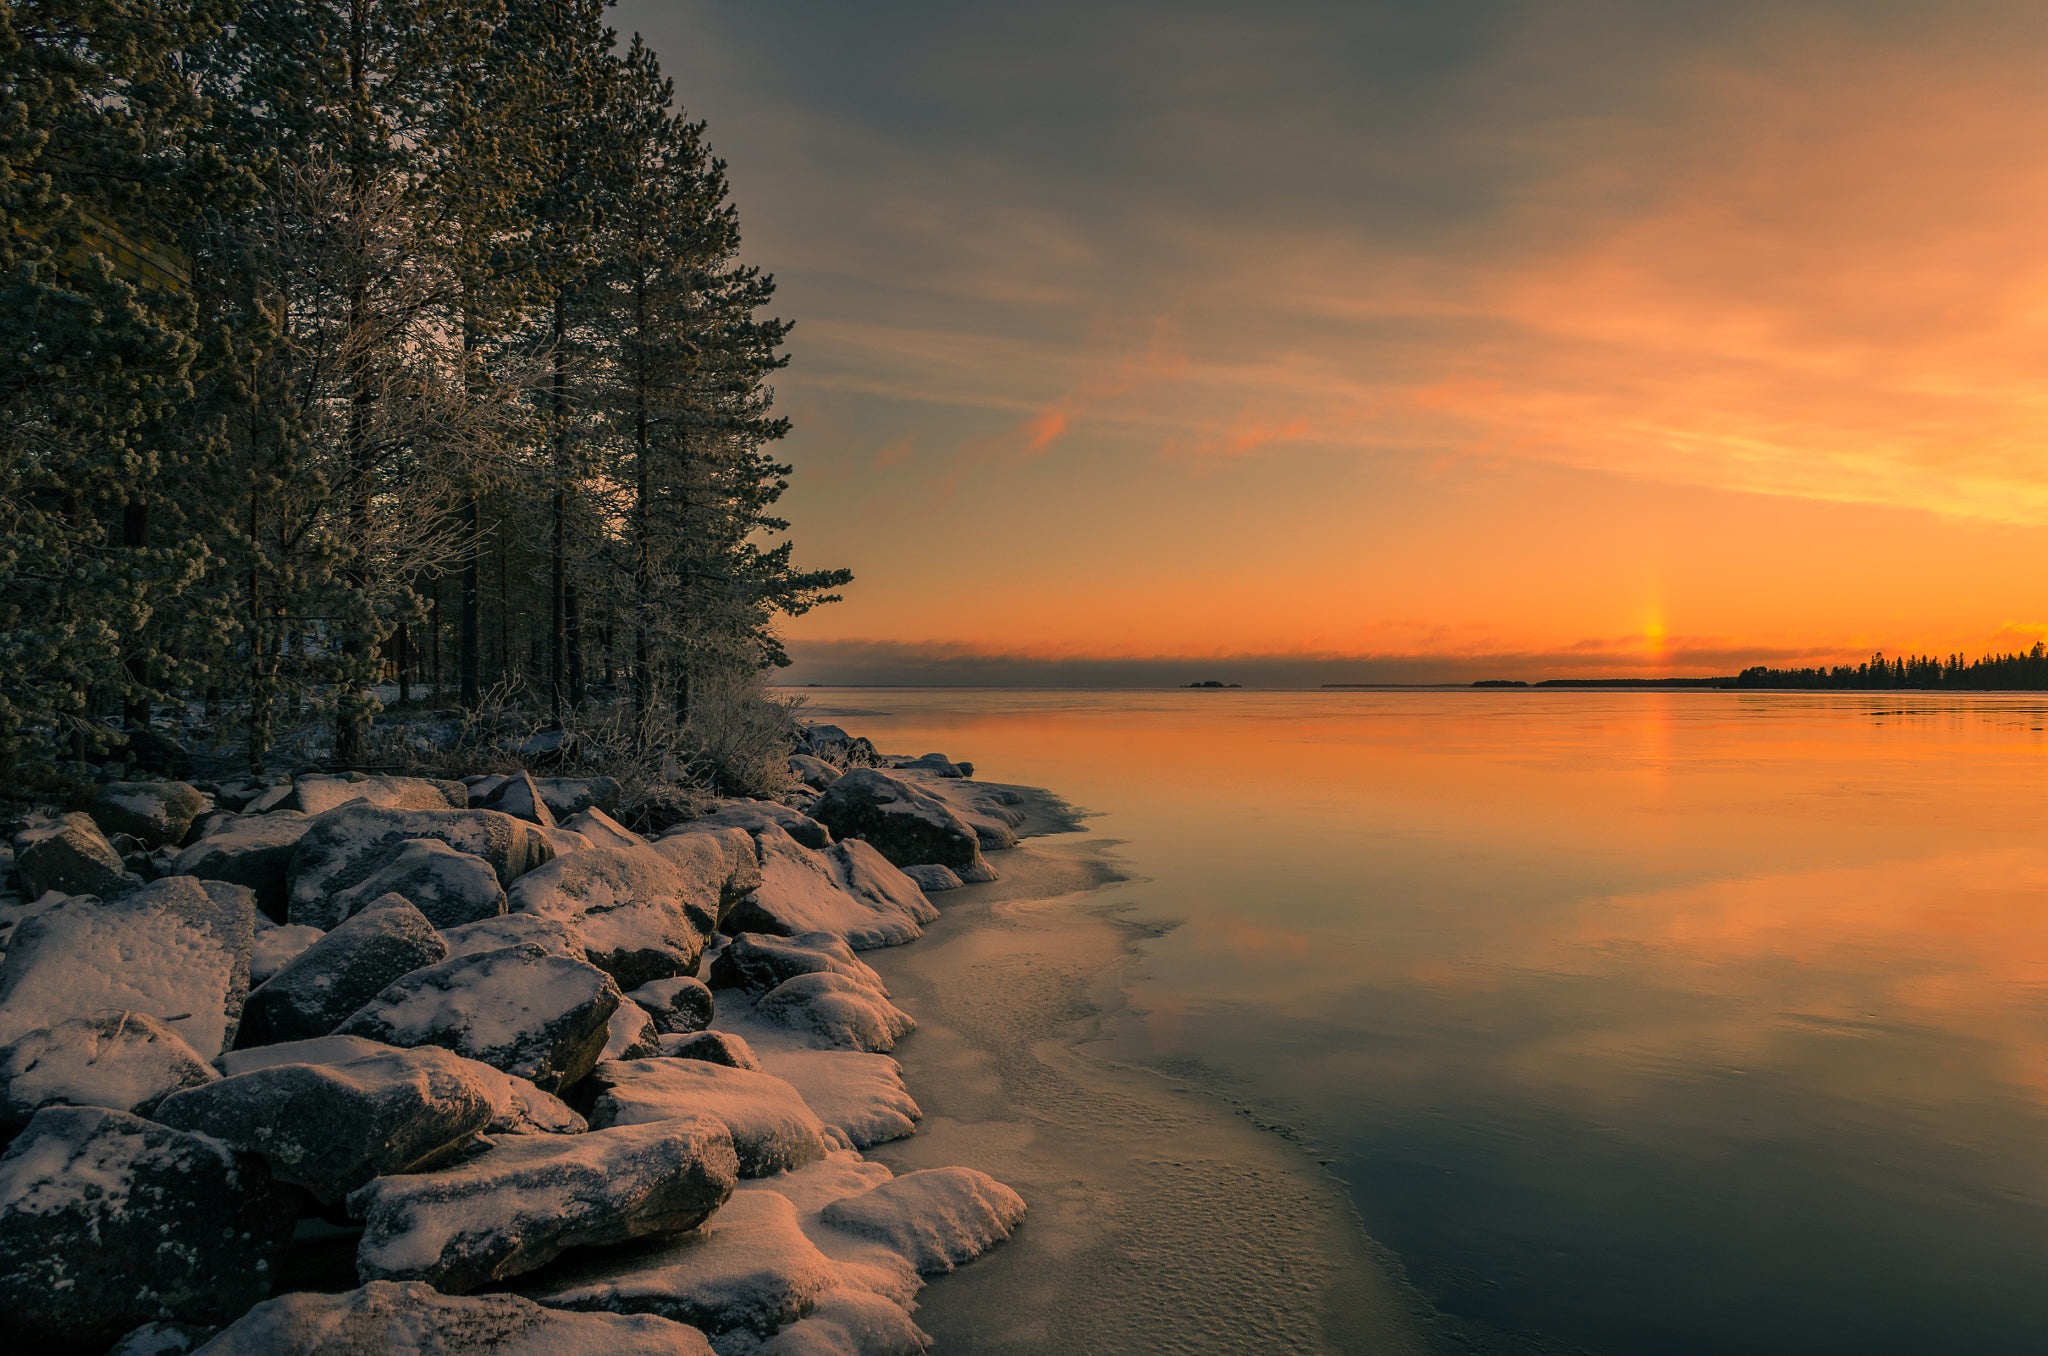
[754, 1288, 929, 1356]
[249, 924, 323, 983]
[506, 846, 717, 989]
[441, 914, 587, 961]
[729, 829, 936, 951]
[754, 1049, 921, 1150]
[751, 973, 916, 1054]
[563, 808, 648, 850]
[586, 1057, 830, 1177]
[217, 1036, 585, 1137]
[818, 1169, 1026, 1277]
[602, 1000, 661, 1062]
[0, 1012, 218, 1131]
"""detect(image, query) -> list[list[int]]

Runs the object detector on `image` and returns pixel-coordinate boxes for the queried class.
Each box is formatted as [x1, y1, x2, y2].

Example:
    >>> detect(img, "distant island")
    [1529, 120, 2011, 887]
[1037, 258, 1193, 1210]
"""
[1184, 680, 1243, 689]
[1443, 646, 2048, 691]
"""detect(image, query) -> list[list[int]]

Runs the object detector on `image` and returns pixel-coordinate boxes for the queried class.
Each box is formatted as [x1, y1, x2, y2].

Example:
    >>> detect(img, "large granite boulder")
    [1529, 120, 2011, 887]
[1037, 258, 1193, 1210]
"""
[539, 776, 624, 819]
[12, 811, 130, 898]
[663, 1030, 763, 1071]
[0, 1106, 298, 1350]
[477, 770, 557, 828]
[757, 1049, 920, 1150]
[758, 1289, 930, 1356]
[249, 921, 323, 982]
[329, 837, 507, 928]
[282, 773, 467, 816]
[680, 800, 832, 850]
[220, 1035, 586, 1138]
[195, 1281, 715, 1355]
[629, 976, 714, 1035]
[170, 812, 310, 917]
[561, 807, 647, 850]
[350, 1116, 738, 1293]
[723, 829, 936, 950]
[801, 724, 877, 769]
[788, 754, 841, 791]
[0, 876, 255, 1057]
[601, 1000, 663, 1062]
[90, 781, 206, 849]
[287, 804, 554, 930]
[334, 943, 620, 1093]
[710, 931, 887, 997]
[585, 1057, 829, 1177]
[0, 1012, 218, 1135]
[648, 827, 762, 925]
[237, 894, 447, 1047]
[506, 845, 717, 990]
[442, 913, 587, 961]
[819, 1167, 1026, 1275]
[753, 972, 916, 1054]
[810, 769, 983, 869]
[155, 1044, 495, 1204]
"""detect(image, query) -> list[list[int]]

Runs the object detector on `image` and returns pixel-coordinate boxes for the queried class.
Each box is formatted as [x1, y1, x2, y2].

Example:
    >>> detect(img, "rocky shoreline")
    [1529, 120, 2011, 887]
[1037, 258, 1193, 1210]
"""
[0, 726, 1031, 1354]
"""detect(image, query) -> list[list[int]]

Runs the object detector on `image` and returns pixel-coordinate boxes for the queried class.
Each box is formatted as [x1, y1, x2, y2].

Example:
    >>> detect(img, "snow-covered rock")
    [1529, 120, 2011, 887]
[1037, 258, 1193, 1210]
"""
[809, 770, 983, 871]
[350, 1116, 738, 1293]
[286, 804, 555, 930]
[757, 1050, 920, 1151]
[197, 1279, 715, 1355]
[890, 753, 966, 779]
[237, 894, 447, 1046]
[334, 943, 620, 1093]
[648, 827, 763, 927]
[630, 975, 715, 1035]
[12, 811, 131, 899]
[725, 830, 936, 951]
[678, 800, 833, 850]
[752, 973, 916, 1055]
[329, 837, 508, 929]
[507, 845, 718, 990]
[0, 875, 255, 1058]
[170, 811, 310, 917]
[282, 773, 467, 816]
[248, 921, 323, 983]
[539, 776, 624, 819]
[442, 913, 587, 961]
[219, 1036, 586, 1138]
[91, 781, 206, 849]
[711, 932, 888, 998]
[756, 1288, 930, 1356]
[563, 807, 648, 850]
[603, 1000, 663, 1061]
[788, 754, 842, 792]
[586, 1057, 830, 1177]
[155, 1043, 495, 1204]
[664, 1030, 764, 1071]
[819, 1168, 1025, 1276]
[0, 1013, 218, 1134]
[540, 825, 596, 857]
[478, 770, 557, 828]
[801, 725, 877, 769]
[0, 1106, 298, 1349]
[899, 864, 962, 893]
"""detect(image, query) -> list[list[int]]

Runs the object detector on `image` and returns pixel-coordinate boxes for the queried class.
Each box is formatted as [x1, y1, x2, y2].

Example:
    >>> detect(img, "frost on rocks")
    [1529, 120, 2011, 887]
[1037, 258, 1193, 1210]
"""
[195, 1280, 715, 1356]
[724, 829, 936, 951]
[219, 1036, 586, 1138]
[249, 922, 323, 983]
[819, 1168, 1026, 1277]
[680, 800, 833, 851]
[602, 1000, 663, 1062]
[282, 773, 468, 816]
[0, 1106, 298, 1350]
[538, 776, 624, 819]
[711, 933, 888, 999]
[664, 1030, 765, 1071]
[788, 754, 841, 792]
[586, 1057, 830, 1177]
[0, 1012, 219, 1134]
[756, 1049, 920, 1150]
[755, 1287, 930, 1356]
[540, 825, 596, 857]
[350, 1116, 738, 1293]
[0, 875, 256, 1058]
[562, 807, 648, 850]
[506, 845, 719, 990]
[648, 827, 763, 927]
[237, 894, 447, 1047]
[12, 811, 131, 899]
[329, 837, 508, 929]
[749, 975, 914, 1055]
[334, 942, 620, 1093]
[286, 804, 555, 930]
[630, 975, 715, 1034]
[899, 864, 962, 893]
[171, 812, 310, 918]
[441, 913, 587, 962]
[477, 770, 557, 828]
[91, 781, 207, 849]
[809, 770, 985, 871]
[154, 1044, 496, 1204]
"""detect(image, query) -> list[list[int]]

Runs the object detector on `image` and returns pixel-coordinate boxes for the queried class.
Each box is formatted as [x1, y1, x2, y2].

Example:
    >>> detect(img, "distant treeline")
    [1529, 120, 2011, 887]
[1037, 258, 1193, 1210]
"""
[1732, 647, 2048, 690]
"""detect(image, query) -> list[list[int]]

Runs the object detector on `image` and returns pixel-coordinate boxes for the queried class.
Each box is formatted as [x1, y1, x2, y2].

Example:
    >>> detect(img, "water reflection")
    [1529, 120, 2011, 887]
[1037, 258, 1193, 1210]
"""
[802, 690, 2048, 1355]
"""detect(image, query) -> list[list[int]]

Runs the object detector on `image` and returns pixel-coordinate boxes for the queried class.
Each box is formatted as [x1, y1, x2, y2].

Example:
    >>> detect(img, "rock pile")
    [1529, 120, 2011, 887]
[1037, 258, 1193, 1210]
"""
[0, 742, 1027, 1352]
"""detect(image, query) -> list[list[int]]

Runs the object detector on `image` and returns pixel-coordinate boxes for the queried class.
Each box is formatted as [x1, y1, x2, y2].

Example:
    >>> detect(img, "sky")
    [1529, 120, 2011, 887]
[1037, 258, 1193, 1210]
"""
[613, 0, 2048, 684]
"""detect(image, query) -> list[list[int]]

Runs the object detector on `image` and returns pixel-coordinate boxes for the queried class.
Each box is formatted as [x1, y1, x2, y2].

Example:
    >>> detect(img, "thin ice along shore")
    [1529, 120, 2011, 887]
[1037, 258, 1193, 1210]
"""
[0, 726, 1037, 1353]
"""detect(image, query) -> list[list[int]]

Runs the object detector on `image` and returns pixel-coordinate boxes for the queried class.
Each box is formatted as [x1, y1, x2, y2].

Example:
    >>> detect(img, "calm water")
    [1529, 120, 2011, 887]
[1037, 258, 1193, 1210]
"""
[799, 688, 2048, 1356]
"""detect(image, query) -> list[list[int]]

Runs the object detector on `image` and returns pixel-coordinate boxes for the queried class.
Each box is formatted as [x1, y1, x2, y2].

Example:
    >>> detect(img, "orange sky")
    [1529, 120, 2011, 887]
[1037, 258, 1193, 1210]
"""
[623, 1, 2048, 682]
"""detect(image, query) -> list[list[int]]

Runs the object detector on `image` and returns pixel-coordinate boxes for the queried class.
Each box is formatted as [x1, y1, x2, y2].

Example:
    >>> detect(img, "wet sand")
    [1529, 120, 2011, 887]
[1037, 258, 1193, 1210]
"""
[864, 789, 1446, 1355]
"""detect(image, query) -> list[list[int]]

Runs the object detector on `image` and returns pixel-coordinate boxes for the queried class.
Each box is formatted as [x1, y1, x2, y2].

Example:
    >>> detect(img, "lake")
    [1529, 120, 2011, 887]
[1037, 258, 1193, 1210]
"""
[797, 688, 2048, 1356]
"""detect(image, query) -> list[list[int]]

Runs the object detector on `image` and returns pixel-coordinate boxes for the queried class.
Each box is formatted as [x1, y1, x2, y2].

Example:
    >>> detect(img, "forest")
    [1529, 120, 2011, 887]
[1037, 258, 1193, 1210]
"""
[1731, 647, 2048, 690]
[1, 0, 849, 795]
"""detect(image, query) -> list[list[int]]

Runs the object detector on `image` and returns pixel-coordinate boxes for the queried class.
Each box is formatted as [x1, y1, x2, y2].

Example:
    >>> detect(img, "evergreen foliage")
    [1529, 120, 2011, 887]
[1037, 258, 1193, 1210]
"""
[1734, 647, 2048, 690]
[1, 0, 847, 782]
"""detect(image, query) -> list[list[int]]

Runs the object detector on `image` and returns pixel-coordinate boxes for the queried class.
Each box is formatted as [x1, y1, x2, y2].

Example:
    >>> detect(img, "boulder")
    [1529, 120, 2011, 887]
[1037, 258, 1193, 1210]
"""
[562, 807, 647, 850]
[662, 1030, 763, 1071]
[649, 826, 762, 925]
[724, 829, 936, 950]
[0, 875, 255, 1058]
[90, 781, 206, 849]
[753, 973, 916, 1054]
[334, 943, 620, 1093]
[757, 1049, 921, 1150]
[811, 769, 983, 870]
[788, 754, 841, 792]
[237, 894, 448, 1047]
[891, 752, 965, 778]
[155, 1044, 495, 1204]
[801, 724, 876, 769]
[601, 1001, 662, 1062]
[196, 1280, 715, 1355]
[539, 825, 596, 857]
[286, 804, 554, 930]
[901, 864, 963, 892]
[219, 1036, 586, 1138]
[0, 1106, 298, 1350]
[518, 1188, 843, 1339]
[329, 837, 507, 929]
[758, 1289, 930, 1356]
[539, 776, 623, 819]
[819, 1167, 1026, 1275]
[350, 1116, 738, 1293]
[585, 1057, 829, 1177]
[506, 845, 717, 990]
[680, 800, 832, 850]
[629, 976, 714, 1035]
[12, 812, 130, 899]
[478, 770, 557, 828]
[442, 913, 586, 961]
[173, 811, 311, 917]
[282, 773, 467, 816]
[249, 921, 323, 983]
[0, 1013, 218, 1134]
[711, 932, 888, 998]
